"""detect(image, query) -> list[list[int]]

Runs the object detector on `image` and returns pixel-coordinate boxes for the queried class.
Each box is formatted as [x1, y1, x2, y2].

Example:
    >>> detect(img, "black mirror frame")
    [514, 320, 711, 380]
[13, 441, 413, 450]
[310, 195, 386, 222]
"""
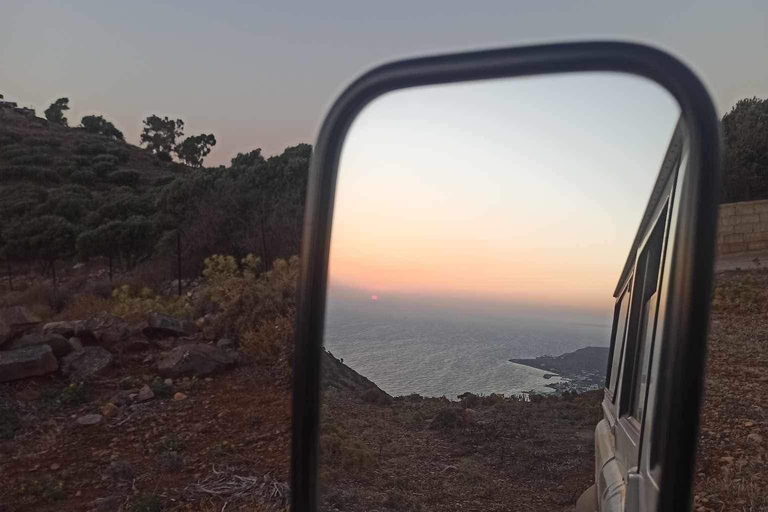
[292, 41, 721, 512]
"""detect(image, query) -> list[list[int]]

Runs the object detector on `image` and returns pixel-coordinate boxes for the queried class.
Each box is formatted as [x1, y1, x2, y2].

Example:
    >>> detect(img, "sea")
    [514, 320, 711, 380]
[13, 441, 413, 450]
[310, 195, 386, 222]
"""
[324, 295, 611, 399]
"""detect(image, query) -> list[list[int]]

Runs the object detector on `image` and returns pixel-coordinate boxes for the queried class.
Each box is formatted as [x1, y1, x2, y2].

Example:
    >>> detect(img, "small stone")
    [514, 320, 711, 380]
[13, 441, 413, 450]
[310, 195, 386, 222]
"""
[141, 374, 152, 382]
[747, 433, 764, 445]
[216, 338, 234, 349]
[76, 414, 103, 426]
[100, 403, 118, 417]
[50, 463, 60, 470]
[137, 385, 154, 402]
[173, 392, 187, 401]
[744, 421, 754, 427]
[204, 377, 213, 383]
[164, 378, 173, 387]
[720, 456, 734, 464]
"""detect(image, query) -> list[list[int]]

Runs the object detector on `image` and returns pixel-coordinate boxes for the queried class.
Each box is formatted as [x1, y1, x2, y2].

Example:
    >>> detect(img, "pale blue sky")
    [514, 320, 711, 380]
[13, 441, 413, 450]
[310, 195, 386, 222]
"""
[1, 1, 766, 165]
[328, 73, 679, 314]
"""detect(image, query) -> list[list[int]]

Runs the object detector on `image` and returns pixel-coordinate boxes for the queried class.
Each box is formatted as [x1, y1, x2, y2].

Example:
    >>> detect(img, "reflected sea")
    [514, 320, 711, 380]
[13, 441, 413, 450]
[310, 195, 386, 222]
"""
[324, 298, 611, 399]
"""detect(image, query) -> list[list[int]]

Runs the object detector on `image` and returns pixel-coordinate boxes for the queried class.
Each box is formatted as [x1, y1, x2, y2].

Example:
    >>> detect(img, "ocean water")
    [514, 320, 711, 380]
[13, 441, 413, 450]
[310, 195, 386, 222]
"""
[324, 297, 611, 398]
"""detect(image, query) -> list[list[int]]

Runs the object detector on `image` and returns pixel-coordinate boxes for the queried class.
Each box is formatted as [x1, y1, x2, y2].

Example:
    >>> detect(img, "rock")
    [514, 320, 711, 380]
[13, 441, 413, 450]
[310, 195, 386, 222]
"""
[75, 312, 131, 348]
[747, 433, 764, 445]
[106, 461, 134, 481]
[15, 387, 42, 401]
[42, 321, 78, 338]
[100, 402, 118, 417]
[68, 337, 84, 352]
[173, 392, 187, 401]
[61, 347, 113, 380]
[76, 414, 103, 426]
[50, 463, 60, 470]
[155, 343, 237, 378]
[164, 378, 173, 386]
[216, 338, 234, 349]
[88, 496, 121, 512]
[116, 338, 151, 353]
[0, 345, 58, 382]
[0, 306, 41, 345]
[119, 376, 142, 389]
[152, 339, 176, 351]
[8, 333, 72, 358]
[137, 384, 154, 402]
[144, 312, 197, 338]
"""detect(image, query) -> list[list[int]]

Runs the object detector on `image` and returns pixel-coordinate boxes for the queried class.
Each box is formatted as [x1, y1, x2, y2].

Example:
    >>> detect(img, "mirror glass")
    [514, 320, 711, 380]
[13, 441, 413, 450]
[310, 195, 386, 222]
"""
[320, 72, 680, 510]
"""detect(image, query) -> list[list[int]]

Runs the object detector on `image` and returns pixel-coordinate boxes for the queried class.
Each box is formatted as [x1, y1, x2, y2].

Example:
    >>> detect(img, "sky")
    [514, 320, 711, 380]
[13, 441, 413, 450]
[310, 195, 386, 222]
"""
[1, 1, 767, 167]
[327, 73, 679, 316]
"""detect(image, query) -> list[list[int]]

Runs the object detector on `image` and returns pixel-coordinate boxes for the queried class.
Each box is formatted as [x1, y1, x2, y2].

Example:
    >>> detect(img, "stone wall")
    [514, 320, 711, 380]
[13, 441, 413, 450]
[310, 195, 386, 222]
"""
[717, 199, 768, 256]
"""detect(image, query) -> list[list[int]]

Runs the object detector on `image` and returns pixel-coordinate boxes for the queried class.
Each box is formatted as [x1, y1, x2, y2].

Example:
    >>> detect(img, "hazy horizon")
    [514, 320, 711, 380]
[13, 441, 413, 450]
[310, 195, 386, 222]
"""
[2, 1, 767, 166]
[327, 72, 679, 316]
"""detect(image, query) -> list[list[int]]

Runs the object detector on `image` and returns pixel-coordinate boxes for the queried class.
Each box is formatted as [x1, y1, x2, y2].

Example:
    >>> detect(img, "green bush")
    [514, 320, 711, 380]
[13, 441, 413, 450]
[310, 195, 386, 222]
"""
[108, 147, 130, 163]
[109, 170, 140, 186]
[0, 166, 60, 183]
[8, 153, 54, 166]
[75, 142, 108, 156]
[71, 169, 97, 185]
[0, 144, 30, 159]
[92, 161, 117, 177]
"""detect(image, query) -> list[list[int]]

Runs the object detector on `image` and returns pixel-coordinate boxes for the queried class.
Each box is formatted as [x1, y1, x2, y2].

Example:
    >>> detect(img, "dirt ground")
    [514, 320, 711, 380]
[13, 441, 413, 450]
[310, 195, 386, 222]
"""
[1, 270, 767, 512]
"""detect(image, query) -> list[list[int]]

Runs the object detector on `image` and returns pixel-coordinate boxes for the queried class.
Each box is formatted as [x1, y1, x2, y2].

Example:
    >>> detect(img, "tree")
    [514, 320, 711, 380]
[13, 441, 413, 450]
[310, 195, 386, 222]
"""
[720, 97, 768, 203]
[3, 215, 78, 284]
[80, 115, 124, 140]
[231, 148, 265, 169]
[176, 133, 217, 167]
[140, 115, 184, 156]
[44, 98, 70, 126]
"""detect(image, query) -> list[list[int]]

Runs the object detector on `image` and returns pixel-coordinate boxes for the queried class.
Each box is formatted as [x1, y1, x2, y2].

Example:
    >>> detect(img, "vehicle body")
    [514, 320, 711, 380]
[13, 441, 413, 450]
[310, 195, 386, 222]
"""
[578, 120, 689, 512]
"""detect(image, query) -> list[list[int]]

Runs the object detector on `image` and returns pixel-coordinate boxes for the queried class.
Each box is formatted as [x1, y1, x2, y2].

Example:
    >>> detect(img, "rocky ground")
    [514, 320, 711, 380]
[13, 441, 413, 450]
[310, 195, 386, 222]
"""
[0, 270, 766, 511]
[692, 270, 768, 512]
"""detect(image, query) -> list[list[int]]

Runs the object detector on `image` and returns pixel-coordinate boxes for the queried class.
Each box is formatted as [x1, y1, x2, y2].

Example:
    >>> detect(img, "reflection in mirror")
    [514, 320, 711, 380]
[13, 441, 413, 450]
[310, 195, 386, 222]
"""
[320, 72, 680, 511]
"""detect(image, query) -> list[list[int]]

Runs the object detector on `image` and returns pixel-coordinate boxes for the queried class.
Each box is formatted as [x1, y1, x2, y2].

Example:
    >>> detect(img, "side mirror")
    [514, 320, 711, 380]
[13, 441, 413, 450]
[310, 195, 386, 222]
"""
[293, 42, 721, 512]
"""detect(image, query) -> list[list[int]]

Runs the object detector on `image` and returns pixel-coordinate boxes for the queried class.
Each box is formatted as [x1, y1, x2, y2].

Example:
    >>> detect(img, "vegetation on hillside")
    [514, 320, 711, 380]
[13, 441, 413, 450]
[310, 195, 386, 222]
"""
[0, 98, 309, 296]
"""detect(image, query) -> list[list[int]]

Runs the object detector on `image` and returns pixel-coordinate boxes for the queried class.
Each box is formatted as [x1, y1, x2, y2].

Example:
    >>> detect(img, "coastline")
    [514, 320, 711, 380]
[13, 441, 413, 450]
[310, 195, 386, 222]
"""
[509, 346, 609, 394]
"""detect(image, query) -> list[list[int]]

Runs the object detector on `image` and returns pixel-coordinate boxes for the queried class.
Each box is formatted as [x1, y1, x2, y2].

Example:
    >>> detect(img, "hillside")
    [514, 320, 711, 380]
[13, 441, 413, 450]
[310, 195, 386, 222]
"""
[0, 106, 187, 191]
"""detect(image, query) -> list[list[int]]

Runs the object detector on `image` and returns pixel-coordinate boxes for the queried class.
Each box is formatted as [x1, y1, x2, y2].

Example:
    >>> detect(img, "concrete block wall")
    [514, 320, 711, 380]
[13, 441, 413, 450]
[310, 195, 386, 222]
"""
[717, 199, 768, 256]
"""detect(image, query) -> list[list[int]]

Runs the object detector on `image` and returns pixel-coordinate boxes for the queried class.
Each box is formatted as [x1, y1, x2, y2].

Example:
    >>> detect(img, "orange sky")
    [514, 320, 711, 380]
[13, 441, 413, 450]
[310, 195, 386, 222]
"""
[327, 73, 680, 314]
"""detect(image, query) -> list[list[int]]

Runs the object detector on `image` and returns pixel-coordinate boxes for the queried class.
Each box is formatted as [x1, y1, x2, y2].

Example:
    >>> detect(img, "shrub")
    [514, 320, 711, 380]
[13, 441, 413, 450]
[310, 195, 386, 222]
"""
[110, 285, 190, 321]
[108, 147, 130, 163]
[71, 169, 97, 185]
[109, 170, 140, 186]
[156, 151, 173, 162]
[92, 160, 117, 177]
[0, 144, 31, 159]
[0, 281, 70, 319]
[154, 175, 176, 187]
[8, 153, 54, 166]
[75, 142, 108, 156]
[429, 408, 468, 431]
[57, 294, 111, 321]
[23, 136, 62, 149]
[133, 494, 165, 512]
[0, 166, 60, 183]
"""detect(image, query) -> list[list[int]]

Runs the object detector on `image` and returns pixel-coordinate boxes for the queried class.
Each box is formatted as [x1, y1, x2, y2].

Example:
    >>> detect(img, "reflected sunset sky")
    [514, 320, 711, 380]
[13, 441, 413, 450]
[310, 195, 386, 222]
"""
[328, 72, 680, 316]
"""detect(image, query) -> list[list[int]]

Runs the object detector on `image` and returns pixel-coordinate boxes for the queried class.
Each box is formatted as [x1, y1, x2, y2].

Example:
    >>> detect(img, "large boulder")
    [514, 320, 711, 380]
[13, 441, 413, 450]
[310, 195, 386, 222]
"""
[61, 346, 114, 380]
[144, 312, 197, 338]
[0, 306, 42, 345]
[7, 333, 72, 358]
[155, 343, 237, 378]
[42, 321, 79, 338]
[0, 344, 58, 382]
[75, 313, 131, 348]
